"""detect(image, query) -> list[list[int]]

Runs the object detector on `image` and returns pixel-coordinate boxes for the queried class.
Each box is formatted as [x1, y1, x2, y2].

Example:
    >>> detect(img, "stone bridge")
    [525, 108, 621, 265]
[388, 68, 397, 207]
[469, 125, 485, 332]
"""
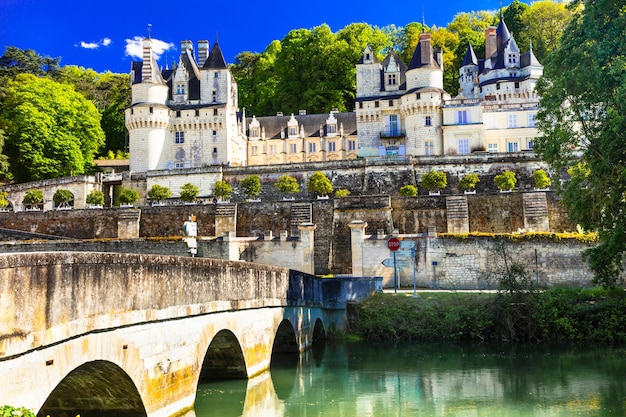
[0, 252, 380, 417]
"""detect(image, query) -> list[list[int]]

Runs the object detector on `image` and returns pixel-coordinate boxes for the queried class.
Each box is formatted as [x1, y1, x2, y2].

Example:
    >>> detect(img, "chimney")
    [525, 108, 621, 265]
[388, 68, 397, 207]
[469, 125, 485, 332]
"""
[419, 33, 433, 66]
[181, 40, 193, 57]
[141, 38, 153, 82]
[198, 40, 209, 65]
[485, 27, 497, 59]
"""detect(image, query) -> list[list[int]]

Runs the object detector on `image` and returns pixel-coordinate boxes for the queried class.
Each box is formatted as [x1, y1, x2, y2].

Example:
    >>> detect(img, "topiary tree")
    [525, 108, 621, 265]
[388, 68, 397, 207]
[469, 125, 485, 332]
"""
[494, 171, 517, 191]
[334, 189, 351, 198]
[275, 175, 300, 196]
[213, 180, 232, 201]
[22, 189, 43, 207]
[241, 175, 262, 199]
[400, 185, 418, 196]
[53, 189, 74, 208]
[0, 406, 35, 417]
[86, 190, 105, 206]
[532, 169, 552, 189]
[118, 188, 139, 206]
[179, 183, 199, 203]
[459, 173, 480, 191]
[147, 184, 172, 204]
[421, 170, 447, 192]
[307, 171, 333, 197]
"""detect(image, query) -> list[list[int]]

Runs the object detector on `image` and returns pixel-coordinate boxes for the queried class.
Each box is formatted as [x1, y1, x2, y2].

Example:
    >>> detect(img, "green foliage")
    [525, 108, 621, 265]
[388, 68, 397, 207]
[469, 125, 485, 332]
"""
[85, 189, 105, 206]
[52, 189, 73, 205]
[0, 405, 36, 417]
[101, 150, 130, 160]
[0, 191, 8, 208]
[334, 188, 351, 198]
[399, 184, 417, 196]
[307, 171, 333, 196]
[213, 180, 232, 201]
[535, 0, 622, 288]
[532, 169, 552, 189]
[179, 183, 199, 203]
[118, 188, 138, 205]
[240, 175, 262, 199]
[275, 175, 300, 195]
[421, 170, 447, 191]
[459, 173, 480, 190]
[0, 46, 60, 80]
[147, 184, 172, 203]
[494, 171, 517, 191]
[0, 73, 105, 182]
[22, 189, 43, 205]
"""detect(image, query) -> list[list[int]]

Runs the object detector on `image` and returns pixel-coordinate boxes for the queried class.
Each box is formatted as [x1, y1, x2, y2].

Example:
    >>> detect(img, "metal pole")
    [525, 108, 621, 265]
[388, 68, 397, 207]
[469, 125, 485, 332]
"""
[535, 248, 539, 286]
[393, 250, 398, 293]
[412, 248, 417, 297]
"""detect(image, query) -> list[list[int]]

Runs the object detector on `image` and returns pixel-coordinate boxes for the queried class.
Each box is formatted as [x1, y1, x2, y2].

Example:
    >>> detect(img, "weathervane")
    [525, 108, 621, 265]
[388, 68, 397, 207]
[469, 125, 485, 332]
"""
[148, 23, 152, 39]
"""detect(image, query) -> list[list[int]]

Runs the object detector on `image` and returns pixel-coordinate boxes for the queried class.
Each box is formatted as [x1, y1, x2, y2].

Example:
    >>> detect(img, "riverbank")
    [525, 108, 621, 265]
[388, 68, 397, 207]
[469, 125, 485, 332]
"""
[346, 287, 626, 344]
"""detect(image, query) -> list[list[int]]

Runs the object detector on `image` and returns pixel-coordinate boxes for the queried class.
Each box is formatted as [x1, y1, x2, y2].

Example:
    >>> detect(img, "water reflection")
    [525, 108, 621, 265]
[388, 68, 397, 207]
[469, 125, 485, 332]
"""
[195, 343, 626, 417]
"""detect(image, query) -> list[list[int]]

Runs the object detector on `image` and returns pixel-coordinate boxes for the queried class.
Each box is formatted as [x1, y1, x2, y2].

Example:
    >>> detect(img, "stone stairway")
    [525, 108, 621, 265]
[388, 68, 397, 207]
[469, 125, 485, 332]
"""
[523, 192, 549, 231]
[445, 196, 469, 233]
[215, 203, 237, 218]
[290, 203, 312, 236]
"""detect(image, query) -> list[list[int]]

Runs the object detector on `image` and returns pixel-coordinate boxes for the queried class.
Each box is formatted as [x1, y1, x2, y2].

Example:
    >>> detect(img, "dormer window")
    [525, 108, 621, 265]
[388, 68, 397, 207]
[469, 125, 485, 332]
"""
[388, 73, 397, 85]
[289, 127, 297, 136]
[176, 83, 185, 95]
[328, 124, 336, 134]
[365, 52, 371, 61]
[251, 128, 259, 137]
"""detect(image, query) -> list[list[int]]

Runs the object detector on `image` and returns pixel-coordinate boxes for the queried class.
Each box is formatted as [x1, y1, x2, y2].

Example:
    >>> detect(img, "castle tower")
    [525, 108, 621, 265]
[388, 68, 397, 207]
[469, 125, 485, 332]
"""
[459, 43, 479, 98]
[126, 38, 170, 172]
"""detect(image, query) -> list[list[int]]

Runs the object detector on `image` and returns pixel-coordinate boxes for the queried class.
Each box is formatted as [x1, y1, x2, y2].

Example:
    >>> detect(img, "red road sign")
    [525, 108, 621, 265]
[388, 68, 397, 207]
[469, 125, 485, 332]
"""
[387, 237, 401, 251]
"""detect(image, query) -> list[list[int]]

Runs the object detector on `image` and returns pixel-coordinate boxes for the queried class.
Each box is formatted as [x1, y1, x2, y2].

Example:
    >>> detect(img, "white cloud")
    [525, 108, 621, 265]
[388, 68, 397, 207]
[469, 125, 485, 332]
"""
[77, 38, 113, 50]
[124, 36, 175, 60]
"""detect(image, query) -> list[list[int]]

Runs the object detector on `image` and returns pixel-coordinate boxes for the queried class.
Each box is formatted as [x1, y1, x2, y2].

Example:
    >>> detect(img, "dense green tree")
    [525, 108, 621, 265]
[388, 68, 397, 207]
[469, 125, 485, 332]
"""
[22, 189, 43, 206]
[179, 183, 199, 203]
[494, 171, 517, 191]
[503, 0, 531, 53]
[147, 184, 172, 203]
[307, 171, 333, 196]
[240, 175, 262, 199]
[431, 26, 461, 94]
[522, 1, 574, 63]
[535, 0, 624, 287]
[86, 189, 105, 206]
[422, 170, 448, 191]
[275, 175, 300, 195]
[0, 74, 105, 182]
[397, 22, 427, 64]
[459, 173, 480, 191]
[0, 46, 60, 80]
[399, 185, 417, 196]
[118, 188, 139, 205]
[213, 180, 233, 201]
[532, 169, 551, 189]
[53, 189, 74, 207]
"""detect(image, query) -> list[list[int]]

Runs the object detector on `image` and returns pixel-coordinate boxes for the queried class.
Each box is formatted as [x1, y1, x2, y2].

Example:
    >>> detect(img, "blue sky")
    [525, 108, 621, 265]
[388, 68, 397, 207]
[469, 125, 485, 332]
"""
[0, 0, 501, 74]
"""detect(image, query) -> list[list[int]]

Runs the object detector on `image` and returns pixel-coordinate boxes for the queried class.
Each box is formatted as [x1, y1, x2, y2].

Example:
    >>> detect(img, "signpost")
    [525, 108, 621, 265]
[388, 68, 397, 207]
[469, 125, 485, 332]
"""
[387, 237, 400, 292]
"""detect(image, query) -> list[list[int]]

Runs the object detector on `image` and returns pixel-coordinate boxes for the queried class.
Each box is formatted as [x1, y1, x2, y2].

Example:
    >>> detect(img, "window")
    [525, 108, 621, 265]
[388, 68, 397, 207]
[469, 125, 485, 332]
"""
[508, 54, 516, 64]
[388, 74, 397, 86]
[486, 115, 497, 129]
[212, 91, 217, 102]
[176, 111, 181, 118]
[374, 101, 379, 108]
[365, 53, 371, 60]
[528, 113, 537, 127]
[425, 141, 434, 156]
[250, 128, 259, 137]
[290, 143, 297, 154]
[213, 109, 218, 116]
[508, 114, 518, 128]
[212, 130, 217, 137]
[149, 107, 153, 114]
[386, 115, 400, 136]
[457, 110, 468, 125]
[416, 93, 421, 99]
[289, 127, 297, 136]
[175, 132, 184, 144]
[425, 116, 432, 126]
[212, 147, 218, 154]
[348, 140, 356, 151]
[308, 142, 316, 153]
[359, 102, 363, 109]
[327, 124, 336, 134]
[458, 138, 470, 154]
[251, 145, 258, 156]
[176, 84, 185, 94]
[527, 140, 535, 149]
[389, 100, 394, 107]
[214, 72, 219, 78]
[488, 143, 498, 153]
[328, 141, 336, 152]
[269, 145, 277, 155]
[195, 110, 199, 117]
[175, 162, 184, 168]
[507, 141, 519, 152]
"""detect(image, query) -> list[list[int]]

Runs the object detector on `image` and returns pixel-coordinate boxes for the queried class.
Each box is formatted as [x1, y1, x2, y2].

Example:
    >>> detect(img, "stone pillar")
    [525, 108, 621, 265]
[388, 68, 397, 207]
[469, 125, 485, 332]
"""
[298, 222, 316, 275]
[523, 192, 550, 231]
[117, 209, 141, 239]
[348, 220, 368, 277]
[446, 196, 469, 233]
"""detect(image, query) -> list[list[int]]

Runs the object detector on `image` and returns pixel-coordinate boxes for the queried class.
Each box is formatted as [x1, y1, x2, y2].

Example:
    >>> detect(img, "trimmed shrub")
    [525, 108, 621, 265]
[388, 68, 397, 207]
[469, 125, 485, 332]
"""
[494, 171, 517, 191]
[399, 185, 417, 196]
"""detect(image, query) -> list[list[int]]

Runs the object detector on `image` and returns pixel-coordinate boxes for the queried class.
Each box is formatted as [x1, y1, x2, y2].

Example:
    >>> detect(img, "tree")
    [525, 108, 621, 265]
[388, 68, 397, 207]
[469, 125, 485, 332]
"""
[147, 184, 172, 204]
[334, 189, 351, 198]
[532, 169, 551, 189]
[22, 189, 43, 206]
[459, 173, 480, 191]
[0, 191, 9, 209]
[275, 175, 300, 195]
[421, 170, 447, 191]
[86, 190, 105, 206]
[522, 1, 574, 63]
[118, 188, 138, 206]
[0, 74, 105, 182]
[535, 0, 625, 287]
[213, 180, 232, 201]
[241, 175, 262, 199]
[307, 171, 333, 196]
[503, 0, 531, 53]
[179, 183, 199, 203]
[494, 171, 517, 191]
[53, 189, 74, 208]
[0, 46, 60, 80]
[399, 185, 417, 196]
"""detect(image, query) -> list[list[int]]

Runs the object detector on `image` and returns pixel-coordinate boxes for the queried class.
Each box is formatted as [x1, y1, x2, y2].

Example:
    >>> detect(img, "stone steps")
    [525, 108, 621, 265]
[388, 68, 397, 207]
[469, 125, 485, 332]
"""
[523, 192, 548, 218]
[446, 196, 469, 220]
[215, 203, 237, 217]
[290, 203, 312, 235]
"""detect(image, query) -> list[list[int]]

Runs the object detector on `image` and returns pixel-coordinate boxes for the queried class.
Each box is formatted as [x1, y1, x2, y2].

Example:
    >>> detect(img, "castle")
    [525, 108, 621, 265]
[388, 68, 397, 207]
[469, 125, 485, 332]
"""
[126, 12, 542, 172]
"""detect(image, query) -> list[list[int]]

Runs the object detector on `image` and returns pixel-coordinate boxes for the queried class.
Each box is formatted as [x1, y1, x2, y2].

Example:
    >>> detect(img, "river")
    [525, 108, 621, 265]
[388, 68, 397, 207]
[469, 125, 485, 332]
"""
[195, 342, 626, 416]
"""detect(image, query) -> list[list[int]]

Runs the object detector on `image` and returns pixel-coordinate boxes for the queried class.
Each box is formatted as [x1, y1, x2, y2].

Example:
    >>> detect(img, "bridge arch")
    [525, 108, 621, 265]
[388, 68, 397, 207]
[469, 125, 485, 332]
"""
[37, 360, 146, 417]
[200, 329, 247, 381]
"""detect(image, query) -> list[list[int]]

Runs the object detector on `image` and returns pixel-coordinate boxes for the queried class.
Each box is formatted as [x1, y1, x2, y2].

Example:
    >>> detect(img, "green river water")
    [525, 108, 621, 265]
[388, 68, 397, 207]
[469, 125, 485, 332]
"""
[194, 342, 626, 417]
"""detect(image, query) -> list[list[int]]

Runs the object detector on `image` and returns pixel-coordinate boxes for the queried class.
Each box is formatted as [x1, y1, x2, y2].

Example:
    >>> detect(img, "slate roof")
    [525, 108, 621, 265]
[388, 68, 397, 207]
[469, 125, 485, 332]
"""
[203, 42, 228, 69]
[408, 37, 441, 70]
[381, 51, 408, 91]
[462, 43, 478, 67]
[246, 112, 357, 139]
[180, 49, 201, 100]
